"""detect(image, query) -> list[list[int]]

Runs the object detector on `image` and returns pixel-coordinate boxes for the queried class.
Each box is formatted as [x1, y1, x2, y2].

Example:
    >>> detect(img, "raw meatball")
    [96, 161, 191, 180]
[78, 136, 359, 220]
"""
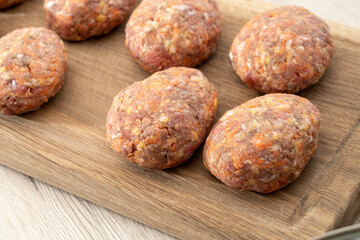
[125, 0, 222, 73]
[0, 0, 24, 9]
[203, 94, 320, 193]
[44, 0, 137, 41]
[106, 67, 218, 169]
[230, 6, 333, 93]
[0, 27, 67, 115]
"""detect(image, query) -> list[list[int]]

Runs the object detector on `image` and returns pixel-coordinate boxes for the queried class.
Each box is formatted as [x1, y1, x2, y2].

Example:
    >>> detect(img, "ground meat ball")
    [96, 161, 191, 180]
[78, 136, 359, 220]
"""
[230, 6, 333, 93]
[125, 0, 222, 73]
[44, 0, 137, 41]
[106, 67, 218, 169]
[0, 0, 24, 9]
[203, 94, 320, 193]
[0, 28, 67, 115]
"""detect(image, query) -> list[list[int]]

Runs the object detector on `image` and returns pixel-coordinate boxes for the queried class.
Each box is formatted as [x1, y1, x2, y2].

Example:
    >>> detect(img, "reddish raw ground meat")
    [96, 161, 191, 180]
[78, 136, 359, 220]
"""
[0, 27, 67, 115]
[106, 67, 218, 169]
[203, 94, 320, 193]
[44, 0, 137, 41]
[230, 6, 333, 93]
[125, 0, 222, 73]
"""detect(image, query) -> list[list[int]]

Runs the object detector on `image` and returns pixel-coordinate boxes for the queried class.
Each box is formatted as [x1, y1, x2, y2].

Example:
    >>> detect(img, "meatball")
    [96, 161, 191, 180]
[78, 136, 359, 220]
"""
[106, 67, 218, 169]
[230, 6, 333, 93]
[125, 0, 222, 73]
[0, 27, 67, 115]
[0, 0, 24, 9]
[44, 0, 137, 41]
[203, 94, 320, 193]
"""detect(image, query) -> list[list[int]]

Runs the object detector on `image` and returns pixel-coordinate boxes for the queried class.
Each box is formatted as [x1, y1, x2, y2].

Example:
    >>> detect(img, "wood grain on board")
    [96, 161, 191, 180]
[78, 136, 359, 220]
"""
[0, 0, 359, 239]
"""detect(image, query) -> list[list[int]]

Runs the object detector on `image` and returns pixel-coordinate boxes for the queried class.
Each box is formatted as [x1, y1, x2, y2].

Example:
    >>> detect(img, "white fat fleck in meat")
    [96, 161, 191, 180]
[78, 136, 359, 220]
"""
[24, 81, 32, 87]
[229, 52, 233, 61]
[112, 133, 123, 139]
[108, 0, 123, 5]
[241, 124, 246, 131]
[204, 13, 209, 20]
[237, 41, 246, 53]
[244, 159, 252, 165]
[188, 10, 196, 16]
[142, 42, 148, 52]
[159, 114, 169, 123]
[17, 54, 24, 59]
[141, 25, 152, 34]
[224, 110, 234, 119]
[2, 72, 11, 81]
[297, 35, 310, 42]
[285, 39, 293, 50]
[260, 52, 269, 64]
[11, 80, 16, 90]
[31, 78, 38, 86]
[45, 1, 54, 8]
[259, 174, 276, 183]
[296, 45, 305, 52]
[271, 144, 280, 151]
[293, 159, 297, 167]
[171, 5, 189, 11]
[164, 85, 174, 91]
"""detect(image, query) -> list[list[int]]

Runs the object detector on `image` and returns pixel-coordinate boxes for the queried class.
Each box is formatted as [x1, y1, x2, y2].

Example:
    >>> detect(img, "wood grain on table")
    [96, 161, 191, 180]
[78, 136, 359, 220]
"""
[1, 0, 360, 239]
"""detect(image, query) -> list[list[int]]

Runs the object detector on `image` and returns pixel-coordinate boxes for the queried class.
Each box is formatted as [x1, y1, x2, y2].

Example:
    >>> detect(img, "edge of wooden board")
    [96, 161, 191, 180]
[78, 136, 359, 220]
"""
[1, 111, 359, 239]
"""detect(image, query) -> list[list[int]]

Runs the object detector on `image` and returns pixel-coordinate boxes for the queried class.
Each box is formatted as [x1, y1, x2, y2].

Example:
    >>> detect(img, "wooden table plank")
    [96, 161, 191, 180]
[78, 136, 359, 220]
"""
[0, 164, 172, 239]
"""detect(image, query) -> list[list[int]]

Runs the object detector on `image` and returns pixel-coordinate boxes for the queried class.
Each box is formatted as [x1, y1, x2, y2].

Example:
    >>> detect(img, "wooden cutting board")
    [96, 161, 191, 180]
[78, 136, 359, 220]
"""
[1, 0, 359, 239]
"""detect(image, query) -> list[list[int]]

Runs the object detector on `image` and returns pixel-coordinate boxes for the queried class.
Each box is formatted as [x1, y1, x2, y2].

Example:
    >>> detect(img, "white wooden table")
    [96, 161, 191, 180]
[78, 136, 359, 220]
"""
[1, 0, 359, 239]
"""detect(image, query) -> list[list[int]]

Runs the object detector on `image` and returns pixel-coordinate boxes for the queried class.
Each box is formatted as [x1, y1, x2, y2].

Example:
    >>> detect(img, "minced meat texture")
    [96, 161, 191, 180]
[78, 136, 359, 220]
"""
[0, 27, 67, 115]
[106, 67, 218, 169]
[230, 6, 333, 93]
[125, 0, 222, 73]
[44, 0, 137, 41]
[203, 94, 320, 193]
